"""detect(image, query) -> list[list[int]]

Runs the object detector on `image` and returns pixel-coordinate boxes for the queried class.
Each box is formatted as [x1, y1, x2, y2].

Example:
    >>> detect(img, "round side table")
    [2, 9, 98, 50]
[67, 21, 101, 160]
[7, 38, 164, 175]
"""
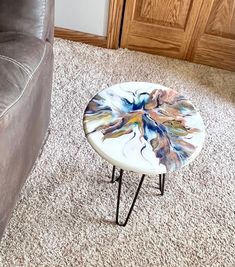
[83, 82, 206, 226]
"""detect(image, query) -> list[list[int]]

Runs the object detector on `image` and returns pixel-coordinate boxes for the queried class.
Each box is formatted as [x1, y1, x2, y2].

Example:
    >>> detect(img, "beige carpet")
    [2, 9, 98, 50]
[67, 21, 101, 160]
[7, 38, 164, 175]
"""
[0, 38, 235, 267]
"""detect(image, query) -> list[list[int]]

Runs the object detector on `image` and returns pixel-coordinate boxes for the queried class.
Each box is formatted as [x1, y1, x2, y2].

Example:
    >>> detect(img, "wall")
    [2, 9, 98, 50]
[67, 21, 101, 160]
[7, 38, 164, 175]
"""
[55, 0, 110, 37]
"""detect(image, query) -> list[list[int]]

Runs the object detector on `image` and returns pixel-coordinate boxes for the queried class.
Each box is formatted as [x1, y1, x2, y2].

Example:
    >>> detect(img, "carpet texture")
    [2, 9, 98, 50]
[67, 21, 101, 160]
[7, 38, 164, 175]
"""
[0, 38, 235, 267]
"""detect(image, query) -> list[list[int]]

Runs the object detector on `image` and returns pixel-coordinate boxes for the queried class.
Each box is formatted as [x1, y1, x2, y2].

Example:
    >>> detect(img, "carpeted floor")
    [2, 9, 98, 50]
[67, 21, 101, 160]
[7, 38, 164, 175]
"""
[0, 38, 235, 267]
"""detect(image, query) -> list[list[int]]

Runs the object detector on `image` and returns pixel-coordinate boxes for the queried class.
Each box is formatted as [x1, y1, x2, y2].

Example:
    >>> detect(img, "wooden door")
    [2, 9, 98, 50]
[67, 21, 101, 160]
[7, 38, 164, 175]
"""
[121, 0, 204, 59]
[187, 0, 235, 71]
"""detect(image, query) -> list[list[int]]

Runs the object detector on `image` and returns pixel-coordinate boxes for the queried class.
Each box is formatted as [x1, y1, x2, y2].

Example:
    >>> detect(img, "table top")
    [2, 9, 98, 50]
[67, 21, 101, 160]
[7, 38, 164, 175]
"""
[83, 82, 206, 175]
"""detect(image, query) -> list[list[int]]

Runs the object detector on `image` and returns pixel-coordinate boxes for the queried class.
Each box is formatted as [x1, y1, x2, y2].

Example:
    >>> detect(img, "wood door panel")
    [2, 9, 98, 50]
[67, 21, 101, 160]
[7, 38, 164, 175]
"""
[188, 0, 235, 71]
[205, 0, 235, 39]
[128, 21, 184, 57]
[121, 0, 235, 71]
[128, 34, 182, 57]
[134, 0, 192, 29]
[121, 0, 203, 59]
[193, 34, 235, 71]
[130, 21, 184, 42]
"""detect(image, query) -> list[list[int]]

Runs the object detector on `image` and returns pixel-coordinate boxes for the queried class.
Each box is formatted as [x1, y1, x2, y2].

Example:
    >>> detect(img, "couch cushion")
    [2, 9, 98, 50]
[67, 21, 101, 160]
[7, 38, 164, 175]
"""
[0, 32, 47, 117]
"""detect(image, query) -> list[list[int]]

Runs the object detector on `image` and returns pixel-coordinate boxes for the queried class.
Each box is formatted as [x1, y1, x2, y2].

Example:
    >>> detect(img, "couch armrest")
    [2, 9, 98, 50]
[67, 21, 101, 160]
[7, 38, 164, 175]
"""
[0, 0, 54, 43]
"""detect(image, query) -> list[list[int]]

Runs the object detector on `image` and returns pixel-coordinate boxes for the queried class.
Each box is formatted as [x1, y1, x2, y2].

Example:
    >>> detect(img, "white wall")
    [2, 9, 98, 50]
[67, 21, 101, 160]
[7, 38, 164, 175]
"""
[55, 0, 110, 37]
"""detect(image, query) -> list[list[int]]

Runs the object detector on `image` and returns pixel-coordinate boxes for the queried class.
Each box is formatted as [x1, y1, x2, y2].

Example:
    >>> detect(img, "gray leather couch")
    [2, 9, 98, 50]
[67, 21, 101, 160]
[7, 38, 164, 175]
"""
[0, 0, 54, 240]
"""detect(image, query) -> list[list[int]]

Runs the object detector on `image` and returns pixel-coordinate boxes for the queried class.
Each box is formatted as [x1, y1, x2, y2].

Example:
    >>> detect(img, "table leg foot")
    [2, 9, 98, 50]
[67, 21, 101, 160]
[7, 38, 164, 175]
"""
[111, 165, 116, 183]
[111, 165, 122, 183]
[159, 173, 166, 196]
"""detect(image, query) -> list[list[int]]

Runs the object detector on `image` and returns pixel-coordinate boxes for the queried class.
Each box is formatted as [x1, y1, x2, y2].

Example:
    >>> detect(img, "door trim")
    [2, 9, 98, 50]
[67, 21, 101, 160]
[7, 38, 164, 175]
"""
[107, 0, 126, 48]
[54, 27, 107, 48]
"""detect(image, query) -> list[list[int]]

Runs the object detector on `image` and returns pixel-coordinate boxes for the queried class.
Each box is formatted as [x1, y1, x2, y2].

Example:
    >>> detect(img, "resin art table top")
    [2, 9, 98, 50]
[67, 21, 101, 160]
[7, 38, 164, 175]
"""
[83, 82, 206, 175]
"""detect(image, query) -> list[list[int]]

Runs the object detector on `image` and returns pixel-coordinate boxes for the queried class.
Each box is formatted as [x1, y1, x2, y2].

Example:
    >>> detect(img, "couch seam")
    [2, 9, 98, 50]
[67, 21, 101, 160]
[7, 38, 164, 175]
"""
[0, 44, 47, 120]
[0, 55, 31, 76]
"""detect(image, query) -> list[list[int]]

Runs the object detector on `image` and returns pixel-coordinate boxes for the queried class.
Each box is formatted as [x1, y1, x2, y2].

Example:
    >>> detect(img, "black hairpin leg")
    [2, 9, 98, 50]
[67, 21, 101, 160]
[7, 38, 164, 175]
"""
[111, 166, 166, 226]
[115, 169, 145, 227]
[111, 165, 122, 183]
[159, 173, 165, 196]
[111, 165, 116, 183]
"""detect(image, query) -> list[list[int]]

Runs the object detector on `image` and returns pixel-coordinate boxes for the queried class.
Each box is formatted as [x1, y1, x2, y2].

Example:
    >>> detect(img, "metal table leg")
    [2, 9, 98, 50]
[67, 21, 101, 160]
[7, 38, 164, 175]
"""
[159, 173, 166, 196]
[115, 169, 145, 227]
[111, 166, 166, 226]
